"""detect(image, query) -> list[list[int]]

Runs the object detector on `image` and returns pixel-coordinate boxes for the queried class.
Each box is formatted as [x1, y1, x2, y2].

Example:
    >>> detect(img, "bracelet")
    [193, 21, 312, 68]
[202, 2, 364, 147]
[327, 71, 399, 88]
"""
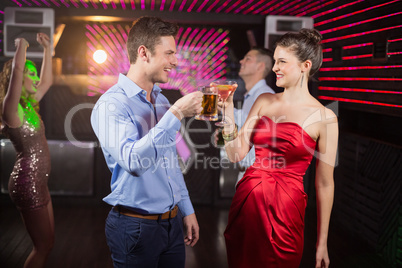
[222, 124, 238, 142]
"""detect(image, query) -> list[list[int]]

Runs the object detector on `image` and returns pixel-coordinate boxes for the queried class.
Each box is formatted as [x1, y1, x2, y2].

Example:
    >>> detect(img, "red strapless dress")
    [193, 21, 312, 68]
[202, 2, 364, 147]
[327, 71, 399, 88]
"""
[224, 116, 317, 268]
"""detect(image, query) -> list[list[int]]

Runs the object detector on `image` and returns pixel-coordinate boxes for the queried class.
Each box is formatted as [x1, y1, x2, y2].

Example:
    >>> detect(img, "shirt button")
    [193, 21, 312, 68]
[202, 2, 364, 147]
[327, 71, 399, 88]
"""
[168, 176, 171, 179]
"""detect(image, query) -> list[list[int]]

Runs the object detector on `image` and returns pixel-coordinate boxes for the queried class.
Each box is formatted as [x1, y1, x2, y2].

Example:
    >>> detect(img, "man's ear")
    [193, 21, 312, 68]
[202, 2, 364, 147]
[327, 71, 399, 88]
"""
[138, 45, 148, 62]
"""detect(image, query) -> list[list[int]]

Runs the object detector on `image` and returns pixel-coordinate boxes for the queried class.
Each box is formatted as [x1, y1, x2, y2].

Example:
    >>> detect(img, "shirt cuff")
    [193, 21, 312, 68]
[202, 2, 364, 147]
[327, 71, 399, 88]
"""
[177, 199, 195, 217]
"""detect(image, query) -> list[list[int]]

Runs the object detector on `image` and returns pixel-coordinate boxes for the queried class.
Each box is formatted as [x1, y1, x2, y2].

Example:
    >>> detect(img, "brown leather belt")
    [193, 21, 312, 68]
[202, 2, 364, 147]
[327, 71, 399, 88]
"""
[114, 205, 178, 220]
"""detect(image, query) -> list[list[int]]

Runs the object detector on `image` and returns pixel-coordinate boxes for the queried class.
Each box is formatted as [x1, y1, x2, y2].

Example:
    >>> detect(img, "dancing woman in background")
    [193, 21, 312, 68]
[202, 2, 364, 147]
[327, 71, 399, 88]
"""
[0, 33, 54, 268]
[222, 28, 338, 268]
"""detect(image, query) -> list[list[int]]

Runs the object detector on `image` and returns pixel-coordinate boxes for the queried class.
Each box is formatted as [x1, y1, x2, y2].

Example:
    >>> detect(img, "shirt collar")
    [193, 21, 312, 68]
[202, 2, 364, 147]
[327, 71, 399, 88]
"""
[244, 79, 267, 99]
[117, 73, 162, 98]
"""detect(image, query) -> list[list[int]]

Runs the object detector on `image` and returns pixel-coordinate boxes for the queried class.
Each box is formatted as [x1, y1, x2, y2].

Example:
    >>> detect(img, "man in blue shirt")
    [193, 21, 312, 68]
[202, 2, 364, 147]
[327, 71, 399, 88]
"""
[91, 16, 203, 267]
[233, 48, 275, 184]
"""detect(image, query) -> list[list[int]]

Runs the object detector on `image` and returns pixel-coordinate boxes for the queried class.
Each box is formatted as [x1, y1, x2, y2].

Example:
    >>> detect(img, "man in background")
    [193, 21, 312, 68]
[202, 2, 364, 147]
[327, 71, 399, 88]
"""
[233, 47, 275, 184]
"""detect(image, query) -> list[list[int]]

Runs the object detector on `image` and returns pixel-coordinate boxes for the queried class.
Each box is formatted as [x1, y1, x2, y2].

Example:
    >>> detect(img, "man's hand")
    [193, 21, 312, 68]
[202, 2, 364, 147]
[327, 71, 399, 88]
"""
[183, 213, 199, 247]
[170, 91, 203, 120]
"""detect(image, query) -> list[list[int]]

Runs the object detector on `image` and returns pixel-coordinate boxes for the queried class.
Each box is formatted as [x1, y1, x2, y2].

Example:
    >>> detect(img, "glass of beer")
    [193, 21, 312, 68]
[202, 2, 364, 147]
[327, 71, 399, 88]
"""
[213, 80, 238, 126]
[195, 85, 219, 121]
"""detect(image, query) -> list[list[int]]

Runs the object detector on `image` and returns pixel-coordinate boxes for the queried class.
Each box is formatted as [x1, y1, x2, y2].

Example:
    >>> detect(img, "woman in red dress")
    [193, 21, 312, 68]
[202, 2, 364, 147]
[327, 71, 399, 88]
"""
[222, 28, 338, 268]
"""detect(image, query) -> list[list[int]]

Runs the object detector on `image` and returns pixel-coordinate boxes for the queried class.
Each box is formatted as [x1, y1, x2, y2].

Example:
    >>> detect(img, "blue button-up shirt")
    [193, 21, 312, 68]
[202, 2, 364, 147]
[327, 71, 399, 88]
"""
[91, 74, 194, 216]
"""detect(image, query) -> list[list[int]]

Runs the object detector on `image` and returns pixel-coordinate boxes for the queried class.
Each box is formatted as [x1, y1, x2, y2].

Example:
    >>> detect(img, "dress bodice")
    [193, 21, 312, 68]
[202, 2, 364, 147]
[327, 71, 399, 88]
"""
[251, 116, 317, 176]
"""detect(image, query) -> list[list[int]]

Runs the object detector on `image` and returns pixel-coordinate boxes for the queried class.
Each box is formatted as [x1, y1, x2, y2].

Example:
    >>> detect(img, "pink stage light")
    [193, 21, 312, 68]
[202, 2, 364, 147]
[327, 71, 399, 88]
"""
[320, 65, 402, 72]
[319, 86, 402, 95]
[322, 25, 402, 44]
[187, 0, 198, 12]
[178, 0, 187, 11]
[196, 0, 209, 12]
[318, 96, 402, 108]
[294, 0, 338, 17]
[342, 54, 372, 60]
[319, 77, 402, 82]
[85, 24, 230, 95]
[321, 12, 402, 35]
[314, 0, 398, 27]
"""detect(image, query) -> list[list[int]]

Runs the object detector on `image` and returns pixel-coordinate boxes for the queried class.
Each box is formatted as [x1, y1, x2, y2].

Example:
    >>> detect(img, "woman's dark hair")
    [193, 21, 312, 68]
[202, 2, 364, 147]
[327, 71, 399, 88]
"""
[275, 28, 323, 77]
[127, 16, 179, 64]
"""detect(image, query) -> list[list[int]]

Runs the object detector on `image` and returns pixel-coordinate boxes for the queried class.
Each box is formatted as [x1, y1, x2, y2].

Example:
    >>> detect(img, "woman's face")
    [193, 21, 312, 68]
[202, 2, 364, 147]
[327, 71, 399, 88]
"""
[272, 46, 302, 89]
[22, 62, 39, 96]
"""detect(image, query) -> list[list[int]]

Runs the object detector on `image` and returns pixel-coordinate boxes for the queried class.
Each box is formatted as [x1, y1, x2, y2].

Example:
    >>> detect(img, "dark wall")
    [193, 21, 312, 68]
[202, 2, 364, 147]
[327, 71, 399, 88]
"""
[306, 1, 402, 267]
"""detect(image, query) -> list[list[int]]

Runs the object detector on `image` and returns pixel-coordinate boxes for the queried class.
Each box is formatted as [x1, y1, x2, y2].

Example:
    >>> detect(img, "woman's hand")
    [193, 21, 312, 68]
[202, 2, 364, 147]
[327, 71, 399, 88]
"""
[36, 33, 51, 49]
[15, 38, 29, 49]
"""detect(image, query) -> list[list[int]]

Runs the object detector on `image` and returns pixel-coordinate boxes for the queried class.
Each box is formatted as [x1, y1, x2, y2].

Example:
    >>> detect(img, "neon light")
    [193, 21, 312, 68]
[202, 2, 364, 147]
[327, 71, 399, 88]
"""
[89, 0, 99, 9]
[169, 0, 176, 11]
[69, 0, 79, 8]
[255, 0, 283, 15]
[318, 96, 402, 108]
[216, 0, 231, 13]
[160, 0, 165, 10]
[322, 25, 402, 44]
[243, 0, 266, 14]
[319, 77, 402, 81]
[388, 52, 402, 56]
[286, 0, 316, 15]
[311, 0, 363, 19]
[187, 0, 198, 12]
[120, 0, 126, 10]
[205, 0, 219, 12]
[342, 54, 372, 60]
[320, 65, 402, 71]
[388, 38, 402, 43]
[322, 58, 333, 62]
[11, 0, 22, 7]
[343, 43, 373, 50]
[141, 0, 145, 10]
[294, 0, 338, 16]
[322, 48, 332, 53]
[79, 0, 88, 8]
[235, 0, 254, 14]
[319, 86, 402, 94]
[40, 0, 51, 7]
[178, 0, 187, 12]
[196, 0, 209, 12]
[99, 0, 107, 9]
[50, 0, 61, 7]
[150, 0, 155, 10]
[321, 12, 402, 35]
[85, 24, 229, 95]
[271, 0, 303, 15]
[131, 0, 135, 10]
[225, 0, 243, 13]
[314, 0, 398, 27]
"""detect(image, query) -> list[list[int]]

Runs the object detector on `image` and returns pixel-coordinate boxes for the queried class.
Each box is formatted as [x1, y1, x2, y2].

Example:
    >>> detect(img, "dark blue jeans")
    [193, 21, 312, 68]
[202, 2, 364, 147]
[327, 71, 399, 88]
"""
[105, 208, 185, 268]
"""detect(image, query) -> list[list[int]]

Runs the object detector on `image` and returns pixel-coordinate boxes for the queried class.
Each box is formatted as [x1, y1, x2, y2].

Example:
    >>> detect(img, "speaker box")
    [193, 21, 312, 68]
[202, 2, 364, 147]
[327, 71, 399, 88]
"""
[0, 139, 95, 196]
[4, 7, 54, 58]
[264, 15, 314, 50]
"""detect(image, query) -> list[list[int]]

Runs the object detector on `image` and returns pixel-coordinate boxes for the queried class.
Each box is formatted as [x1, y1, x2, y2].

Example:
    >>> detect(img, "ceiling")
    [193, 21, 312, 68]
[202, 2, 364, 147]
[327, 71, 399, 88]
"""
[1, 0, 343, 25]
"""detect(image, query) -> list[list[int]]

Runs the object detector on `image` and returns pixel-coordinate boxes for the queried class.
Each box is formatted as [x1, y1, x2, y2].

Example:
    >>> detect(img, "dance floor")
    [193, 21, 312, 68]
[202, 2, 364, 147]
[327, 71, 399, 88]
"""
[0, 198, 390, 268]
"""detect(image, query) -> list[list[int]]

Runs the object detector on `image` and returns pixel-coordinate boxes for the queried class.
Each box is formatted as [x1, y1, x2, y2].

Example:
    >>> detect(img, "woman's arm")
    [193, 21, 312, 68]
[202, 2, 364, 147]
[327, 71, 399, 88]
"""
[223, 94, 265, 163]
[2, 38, 29, 128]
[34, 33, 52, 101]
[314, 108, 338, 268]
